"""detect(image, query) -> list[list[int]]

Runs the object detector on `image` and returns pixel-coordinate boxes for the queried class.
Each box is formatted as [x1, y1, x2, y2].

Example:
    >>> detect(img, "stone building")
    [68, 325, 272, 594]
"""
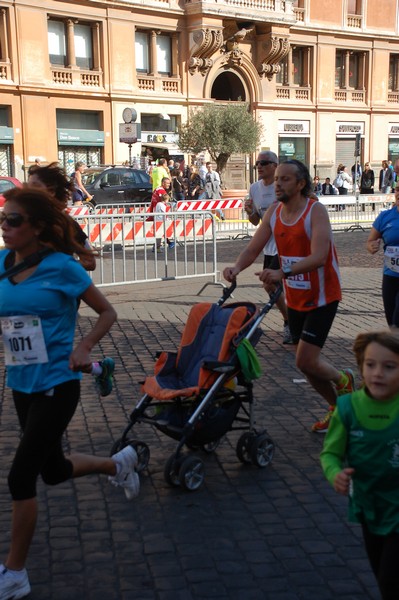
[1, 0, 399, 187]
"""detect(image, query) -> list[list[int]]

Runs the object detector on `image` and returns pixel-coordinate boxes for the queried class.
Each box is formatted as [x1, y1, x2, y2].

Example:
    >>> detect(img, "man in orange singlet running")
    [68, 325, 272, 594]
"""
[223, 159, 355, 433]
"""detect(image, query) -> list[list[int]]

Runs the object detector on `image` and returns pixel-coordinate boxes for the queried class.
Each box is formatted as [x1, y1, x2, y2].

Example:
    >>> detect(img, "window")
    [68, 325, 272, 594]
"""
[335, 49, 365, 89]
[74, 24, 93, 70]
[48, 20, 66, 66]
[135, 30, 174, 77]
[157, 35, 171, 74]
[347, 0, 362, 14]
[277, 47, 310, 87]
[135, 32, 149, 72]
[0, 8, 11, 79]
[389, 55, 399, 92]
[141, 114, 178, 133]
[48, 18, 99, 71]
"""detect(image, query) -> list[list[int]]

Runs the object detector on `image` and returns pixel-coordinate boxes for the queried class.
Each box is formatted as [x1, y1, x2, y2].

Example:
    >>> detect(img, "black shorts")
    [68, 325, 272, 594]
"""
[287, 301, 339, 348]
[263, 254, 280, 270]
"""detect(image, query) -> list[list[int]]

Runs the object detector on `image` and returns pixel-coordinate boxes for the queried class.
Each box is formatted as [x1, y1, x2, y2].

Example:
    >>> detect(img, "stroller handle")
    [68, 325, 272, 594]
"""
[218, 280, 237, 305]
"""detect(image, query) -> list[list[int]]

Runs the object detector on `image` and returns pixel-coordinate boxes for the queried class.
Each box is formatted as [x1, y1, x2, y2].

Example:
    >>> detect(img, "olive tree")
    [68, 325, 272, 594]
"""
[178, 102, 262, 178]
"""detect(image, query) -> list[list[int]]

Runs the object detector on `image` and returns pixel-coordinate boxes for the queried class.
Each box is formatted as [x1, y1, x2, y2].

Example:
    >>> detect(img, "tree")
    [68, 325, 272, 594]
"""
[178, 102, 263, 179]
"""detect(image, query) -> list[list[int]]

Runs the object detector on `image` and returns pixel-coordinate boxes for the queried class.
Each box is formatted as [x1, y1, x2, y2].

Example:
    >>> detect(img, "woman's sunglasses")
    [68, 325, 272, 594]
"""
[0, 212, 29, 228]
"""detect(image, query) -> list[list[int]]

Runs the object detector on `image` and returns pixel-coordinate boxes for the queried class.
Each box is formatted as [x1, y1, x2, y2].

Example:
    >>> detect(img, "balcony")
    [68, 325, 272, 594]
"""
[388, 92, 399, 104]
[0, 61, 11, 81]
[137, 75, 181, 94]
[294, 7, 305, 22]
[184, 0, 296, 23]
[51, 67, 103, 88]
[347, 14, 362, 29]
[276, 85, 311, 101]
[334, 89, 365, 103]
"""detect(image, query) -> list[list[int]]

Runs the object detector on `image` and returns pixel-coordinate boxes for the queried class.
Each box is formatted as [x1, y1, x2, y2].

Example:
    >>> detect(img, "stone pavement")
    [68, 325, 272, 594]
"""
[0, 230, 388, 600]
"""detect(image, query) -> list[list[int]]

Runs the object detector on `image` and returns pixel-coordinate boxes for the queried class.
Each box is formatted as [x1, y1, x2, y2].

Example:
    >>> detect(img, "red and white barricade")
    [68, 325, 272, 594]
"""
[84, 213, 214, 247]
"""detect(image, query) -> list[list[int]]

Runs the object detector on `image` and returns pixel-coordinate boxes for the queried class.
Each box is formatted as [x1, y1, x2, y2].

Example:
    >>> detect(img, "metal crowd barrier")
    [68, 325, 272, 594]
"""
[74, 210, 218, 288]
[319, 193, 393, 231]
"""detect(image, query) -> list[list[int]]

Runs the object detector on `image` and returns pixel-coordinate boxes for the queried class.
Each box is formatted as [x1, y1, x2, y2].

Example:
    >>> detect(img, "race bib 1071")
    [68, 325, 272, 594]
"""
[1, 315, 49, 366]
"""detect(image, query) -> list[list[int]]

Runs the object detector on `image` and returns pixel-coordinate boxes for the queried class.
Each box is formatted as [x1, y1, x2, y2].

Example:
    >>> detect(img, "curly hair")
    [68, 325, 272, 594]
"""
[353, 330, 399, 372]
[3, 187, 93, 261]
[28, 162, 74, 206]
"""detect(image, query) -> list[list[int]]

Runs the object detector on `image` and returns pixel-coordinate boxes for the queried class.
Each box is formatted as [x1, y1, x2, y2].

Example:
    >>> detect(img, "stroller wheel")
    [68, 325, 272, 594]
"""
[164, 454, 183, 487]
[110, 438, 150, 474]
[250, 433, 275, 468]
[236, 433, 256, 464]
[132, 441, 150, 473]
[178, 456, 205, 491]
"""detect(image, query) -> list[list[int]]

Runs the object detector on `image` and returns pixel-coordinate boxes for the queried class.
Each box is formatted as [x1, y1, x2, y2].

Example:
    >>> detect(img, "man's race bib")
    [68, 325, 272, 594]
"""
[384, 246, 399, 273]
[1, 315, 49, 366]
[281, 256, 311, 290]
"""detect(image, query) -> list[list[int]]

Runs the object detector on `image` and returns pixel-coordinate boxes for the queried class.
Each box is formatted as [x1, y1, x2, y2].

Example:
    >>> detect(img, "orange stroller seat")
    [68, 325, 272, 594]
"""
[142, 301, 258, 400]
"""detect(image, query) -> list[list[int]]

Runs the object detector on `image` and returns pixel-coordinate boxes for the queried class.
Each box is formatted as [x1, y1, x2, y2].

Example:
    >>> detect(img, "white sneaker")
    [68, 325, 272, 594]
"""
[0, 564, 31, 600]
[109, 445, 140, 500]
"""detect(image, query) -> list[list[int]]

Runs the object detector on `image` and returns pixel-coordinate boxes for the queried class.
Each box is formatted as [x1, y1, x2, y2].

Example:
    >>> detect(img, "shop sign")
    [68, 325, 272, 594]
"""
[141, 132, 179, 144]
[336, 122, 364, 135]
[57, 129, 105, 146]
[388, 123, 399, 136]
[0, 126, 13, 144]
[119, 123, 141, 144]
[278, 120, 310, 135]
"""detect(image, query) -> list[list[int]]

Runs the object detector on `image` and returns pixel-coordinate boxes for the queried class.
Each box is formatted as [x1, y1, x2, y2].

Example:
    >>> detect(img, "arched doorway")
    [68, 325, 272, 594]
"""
[211, 71, 246, 101]
[210, 71, 249, 189]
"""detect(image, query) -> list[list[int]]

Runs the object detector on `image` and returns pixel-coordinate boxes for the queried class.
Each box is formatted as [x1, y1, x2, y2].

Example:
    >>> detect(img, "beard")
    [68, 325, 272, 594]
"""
[278, 192, 290, 204]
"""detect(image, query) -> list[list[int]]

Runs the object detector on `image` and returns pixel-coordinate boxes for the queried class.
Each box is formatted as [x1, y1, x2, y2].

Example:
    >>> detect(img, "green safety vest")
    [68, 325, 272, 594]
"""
[338, 395, 399, 535]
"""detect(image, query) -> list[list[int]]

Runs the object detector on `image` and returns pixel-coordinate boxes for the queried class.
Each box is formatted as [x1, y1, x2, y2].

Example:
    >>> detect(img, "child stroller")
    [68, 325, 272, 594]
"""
[111, 282, 282, 491]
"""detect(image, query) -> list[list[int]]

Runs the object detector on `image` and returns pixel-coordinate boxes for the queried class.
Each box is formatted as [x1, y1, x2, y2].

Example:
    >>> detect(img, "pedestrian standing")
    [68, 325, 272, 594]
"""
[0, 187, 140, 600]
[204, 162, 225, 219]
[379, 161, 394, 194]
[321, 330, 399, 600]
[71, 162, 93, 205]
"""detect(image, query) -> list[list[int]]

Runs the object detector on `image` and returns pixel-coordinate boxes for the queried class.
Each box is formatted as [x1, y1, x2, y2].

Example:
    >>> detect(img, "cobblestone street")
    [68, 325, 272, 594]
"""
[0, 229, 387, 600]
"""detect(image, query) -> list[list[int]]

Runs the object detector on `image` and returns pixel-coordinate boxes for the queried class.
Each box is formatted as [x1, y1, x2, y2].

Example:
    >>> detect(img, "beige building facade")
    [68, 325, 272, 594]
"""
[1, 0, 399, 187]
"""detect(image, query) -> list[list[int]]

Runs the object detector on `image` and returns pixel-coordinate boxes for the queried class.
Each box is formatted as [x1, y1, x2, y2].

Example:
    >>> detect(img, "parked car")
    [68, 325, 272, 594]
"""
[0, 176, 22, 207]
[81, 166, 152, 206]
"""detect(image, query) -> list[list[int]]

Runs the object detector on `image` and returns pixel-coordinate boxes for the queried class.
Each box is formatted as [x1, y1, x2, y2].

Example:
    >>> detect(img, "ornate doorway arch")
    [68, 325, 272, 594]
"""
[211, 71, 246, 101]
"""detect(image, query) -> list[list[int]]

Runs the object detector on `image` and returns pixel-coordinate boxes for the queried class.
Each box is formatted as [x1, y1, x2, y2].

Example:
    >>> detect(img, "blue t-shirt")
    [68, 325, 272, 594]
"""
[0, 250, 92, 393]
[372, 206, 399, 277]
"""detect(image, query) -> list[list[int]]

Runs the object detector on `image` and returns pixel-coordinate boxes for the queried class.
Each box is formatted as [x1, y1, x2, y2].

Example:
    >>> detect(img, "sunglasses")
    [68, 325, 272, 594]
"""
[255, 160, 276, 167]
[0, 212, 29, 228]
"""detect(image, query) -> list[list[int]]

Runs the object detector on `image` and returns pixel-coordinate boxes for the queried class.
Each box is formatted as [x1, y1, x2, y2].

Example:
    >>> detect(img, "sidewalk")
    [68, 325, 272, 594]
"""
[0, 231, 387, 600]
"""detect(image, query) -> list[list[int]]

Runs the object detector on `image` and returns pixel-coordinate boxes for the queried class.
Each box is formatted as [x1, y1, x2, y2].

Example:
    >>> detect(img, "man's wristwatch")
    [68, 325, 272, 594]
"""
[282, 265, 293, 279]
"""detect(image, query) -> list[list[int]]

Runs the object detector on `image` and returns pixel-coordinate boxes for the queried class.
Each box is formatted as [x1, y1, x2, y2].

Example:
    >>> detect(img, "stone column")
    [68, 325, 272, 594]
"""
[66, 19, 76, 68]
[149, 30, 157, 76]
[91, 22, 100, 71]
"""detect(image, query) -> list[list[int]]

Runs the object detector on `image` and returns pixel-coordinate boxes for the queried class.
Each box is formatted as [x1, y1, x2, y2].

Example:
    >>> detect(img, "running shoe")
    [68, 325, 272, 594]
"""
[336, 368, 355, 396]
[282, 323, 293, 344]
[311, 405, 335, 433]
[95, 357, 115, 397]
[109, 445, 140, 500]
[0, 564, 31, 600]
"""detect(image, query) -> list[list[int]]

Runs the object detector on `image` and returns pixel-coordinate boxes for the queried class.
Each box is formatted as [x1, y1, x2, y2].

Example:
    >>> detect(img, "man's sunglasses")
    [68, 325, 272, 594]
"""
[255, 160, 276, 167]
[0, 213, 29, 228]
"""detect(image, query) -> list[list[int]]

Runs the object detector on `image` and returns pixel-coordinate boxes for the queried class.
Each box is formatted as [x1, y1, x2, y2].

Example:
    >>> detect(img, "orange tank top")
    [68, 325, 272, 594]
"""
[270, 198, 342, 311]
